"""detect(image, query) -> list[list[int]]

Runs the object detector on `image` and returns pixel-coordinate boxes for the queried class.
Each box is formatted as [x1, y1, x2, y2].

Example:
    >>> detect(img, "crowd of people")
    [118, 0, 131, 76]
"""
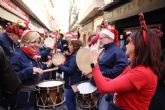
[0, 12, 164, 110]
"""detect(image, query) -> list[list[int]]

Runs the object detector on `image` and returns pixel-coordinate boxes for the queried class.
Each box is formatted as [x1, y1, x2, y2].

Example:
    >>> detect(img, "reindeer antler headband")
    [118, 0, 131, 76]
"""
[139, 13, 147, 44]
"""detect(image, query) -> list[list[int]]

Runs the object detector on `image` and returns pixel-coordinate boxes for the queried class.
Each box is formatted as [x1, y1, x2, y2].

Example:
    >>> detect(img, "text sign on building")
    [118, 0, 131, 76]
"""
[0, 0, 29, 21]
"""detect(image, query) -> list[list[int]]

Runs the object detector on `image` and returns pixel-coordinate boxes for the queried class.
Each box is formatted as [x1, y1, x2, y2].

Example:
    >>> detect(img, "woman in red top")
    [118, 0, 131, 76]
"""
[89, 13, 162, 110]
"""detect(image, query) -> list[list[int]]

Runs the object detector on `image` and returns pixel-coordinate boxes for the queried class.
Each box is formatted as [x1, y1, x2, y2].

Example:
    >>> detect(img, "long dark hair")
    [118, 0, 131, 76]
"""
[131, 29, 161, 75]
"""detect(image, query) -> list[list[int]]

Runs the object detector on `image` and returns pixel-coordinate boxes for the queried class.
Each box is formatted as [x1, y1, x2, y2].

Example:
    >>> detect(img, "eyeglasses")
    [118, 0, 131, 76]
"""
[99, 37, 108, 40]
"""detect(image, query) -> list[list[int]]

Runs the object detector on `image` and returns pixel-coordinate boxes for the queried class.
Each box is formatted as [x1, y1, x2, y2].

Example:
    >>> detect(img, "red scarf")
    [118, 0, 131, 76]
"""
[21, 47, 41, 62]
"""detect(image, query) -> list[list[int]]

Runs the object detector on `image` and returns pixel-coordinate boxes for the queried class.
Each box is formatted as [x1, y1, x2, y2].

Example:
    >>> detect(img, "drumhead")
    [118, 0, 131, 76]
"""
[37, 80, 63, 88]
[77, 82, 96, 94]
[76, 47, 92, 74]
[52, 53, 66, 66]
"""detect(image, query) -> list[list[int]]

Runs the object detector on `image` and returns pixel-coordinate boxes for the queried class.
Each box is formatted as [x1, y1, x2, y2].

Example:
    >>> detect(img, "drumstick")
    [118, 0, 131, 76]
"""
[43, 67, 58, 73]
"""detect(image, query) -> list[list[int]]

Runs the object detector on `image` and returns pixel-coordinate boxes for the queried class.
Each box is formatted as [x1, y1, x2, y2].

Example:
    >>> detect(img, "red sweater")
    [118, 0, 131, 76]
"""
[93, 66, 158, 110]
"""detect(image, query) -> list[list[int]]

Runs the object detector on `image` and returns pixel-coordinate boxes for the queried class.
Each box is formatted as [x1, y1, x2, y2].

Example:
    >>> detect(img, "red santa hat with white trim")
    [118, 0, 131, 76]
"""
[100, 28, 119, 46]
[24, 21, 33, 30]
[51, 31, 58, 39]
[38, 28, 45, 36]
[64, 32, 77, 40]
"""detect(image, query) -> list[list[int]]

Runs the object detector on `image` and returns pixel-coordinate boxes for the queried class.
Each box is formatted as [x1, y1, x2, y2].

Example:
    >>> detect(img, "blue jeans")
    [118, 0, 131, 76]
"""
[98, 94, 123, 110]
[98, 94, 110, 110]
[64, 88, 76, 110]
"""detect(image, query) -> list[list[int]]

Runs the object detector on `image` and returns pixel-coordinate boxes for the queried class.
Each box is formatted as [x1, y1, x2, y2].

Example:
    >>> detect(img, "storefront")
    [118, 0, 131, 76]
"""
[0, 0, 29, 27]
[115, 7, 165, 49]
[0, 7, 26, 23]
[103, 0, 165, 48]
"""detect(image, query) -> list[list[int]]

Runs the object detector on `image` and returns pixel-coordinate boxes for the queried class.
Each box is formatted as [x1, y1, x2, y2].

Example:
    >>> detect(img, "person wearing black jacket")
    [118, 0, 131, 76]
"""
[0, 46, 22, 109]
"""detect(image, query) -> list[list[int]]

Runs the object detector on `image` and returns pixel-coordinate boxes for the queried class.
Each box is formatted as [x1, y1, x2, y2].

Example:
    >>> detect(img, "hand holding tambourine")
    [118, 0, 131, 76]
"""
[52, 53, 66, 66]
[46, 56, 53, 68]
[76, 47, 92, 75]
[90, 40, 104, 64]
[76, 40, 103, 75]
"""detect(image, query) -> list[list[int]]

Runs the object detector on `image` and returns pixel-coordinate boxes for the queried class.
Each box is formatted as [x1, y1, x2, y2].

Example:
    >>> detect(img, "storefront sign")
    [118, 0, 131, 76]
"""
[0, 0, 29, 21]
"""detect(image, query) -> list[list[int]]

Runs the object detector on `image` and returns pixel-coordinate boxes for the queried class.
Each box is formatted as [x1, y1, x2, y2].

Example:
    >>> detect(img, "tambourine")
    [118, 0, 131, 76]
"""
[76, 47, 92, 74]
[52, 53, 66, 66]
[44, 37, 56, 48]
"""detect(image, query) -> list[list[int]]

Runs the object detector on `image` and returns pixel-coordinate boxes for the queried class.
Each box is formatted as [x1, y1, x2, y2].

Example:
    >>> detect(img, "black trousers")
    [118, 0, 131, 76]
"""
[0, 106, 7, 110]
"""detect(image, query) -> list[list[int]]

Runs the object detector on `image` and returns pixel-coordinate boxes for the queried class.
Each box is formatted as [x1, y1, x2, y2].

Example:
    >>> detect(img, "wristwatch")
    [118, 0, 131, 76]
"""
[90, 63, 98, 68]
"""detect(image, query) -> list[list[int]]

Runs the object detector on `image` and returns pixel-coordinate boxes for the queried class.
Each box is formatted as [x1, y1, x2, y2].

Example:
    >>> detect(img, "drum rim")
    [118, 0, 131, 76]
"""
[77, 81, 97, 95]
[36, 80, 64, 88]
[76, 47, 92, 74]
[52, 53, 66, 66]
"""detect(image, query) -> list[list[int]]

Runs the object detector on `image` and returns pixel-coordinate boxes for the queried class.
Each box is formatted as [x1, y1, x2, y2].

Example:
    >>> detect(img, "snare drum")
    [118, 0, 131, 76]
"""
[77, 82, 98, 109]
[36, 80, 64, 109]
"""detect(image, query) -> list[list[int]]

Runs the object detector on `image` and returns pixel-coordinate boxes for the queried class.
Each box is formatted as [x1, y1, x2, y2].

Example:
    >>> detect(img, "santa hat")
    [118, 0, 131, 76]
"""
[100, 29, 119, 46]
[51, 31, 58, 38]
[100, 29, 115, 39]
[64, 32, 77, 40]
[110, 29, 119, 47]
[38, 28, 45, 36]
[24, 21, 33, 30]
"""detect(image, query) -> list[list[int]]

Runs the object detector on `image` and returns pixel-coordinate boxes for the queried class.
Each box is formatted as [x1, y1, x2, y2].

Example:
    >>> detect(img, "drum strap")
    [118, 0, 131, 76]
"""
[13, 85, 36, 109]
[19, 85, 36, 92]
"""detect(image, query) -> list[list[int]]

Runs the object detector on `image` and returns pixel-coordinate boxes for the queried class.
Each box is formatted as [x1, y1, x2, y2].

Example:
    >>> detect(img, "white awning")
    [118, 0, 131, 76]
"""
[0, 7, 25, 23]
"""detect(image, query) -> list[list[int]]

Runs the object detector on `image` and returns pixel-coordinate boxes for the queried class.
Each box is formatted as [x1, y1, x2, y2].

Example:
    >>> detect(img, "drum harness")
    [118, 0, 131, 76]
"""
[8, 84, 36, 109]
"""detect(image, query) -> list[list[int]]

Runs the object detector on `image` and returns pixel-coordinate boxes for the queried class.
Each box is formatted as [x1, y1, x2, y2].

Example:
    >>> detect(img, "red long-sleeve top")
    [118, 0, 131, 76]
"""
[88, 34, 99, 46]
[92, 65, 157, 110]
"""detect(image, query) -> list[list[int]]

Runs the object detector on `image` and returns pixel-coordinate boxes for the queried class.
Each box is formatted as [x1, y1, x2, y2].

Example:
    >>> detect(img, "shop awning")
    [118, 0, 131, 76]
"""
[0, 7, 25, 23]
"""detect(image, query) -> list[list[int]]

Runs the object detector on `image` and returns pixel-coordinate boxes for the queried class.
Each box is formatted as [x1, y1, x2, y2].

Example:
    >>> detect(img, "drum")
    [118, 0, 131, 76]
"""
[36, 80, 64, 109]
[52, 53, 66, 66]
[77, 82, 98, 109]
[76, 47, 92, 74]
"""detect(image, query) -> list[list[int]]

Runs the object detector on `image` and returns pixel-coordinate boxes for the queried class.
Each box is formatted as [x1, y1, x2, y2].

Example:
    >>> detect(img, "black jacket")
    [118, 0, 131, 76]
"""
[0, 46, 22, 106]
